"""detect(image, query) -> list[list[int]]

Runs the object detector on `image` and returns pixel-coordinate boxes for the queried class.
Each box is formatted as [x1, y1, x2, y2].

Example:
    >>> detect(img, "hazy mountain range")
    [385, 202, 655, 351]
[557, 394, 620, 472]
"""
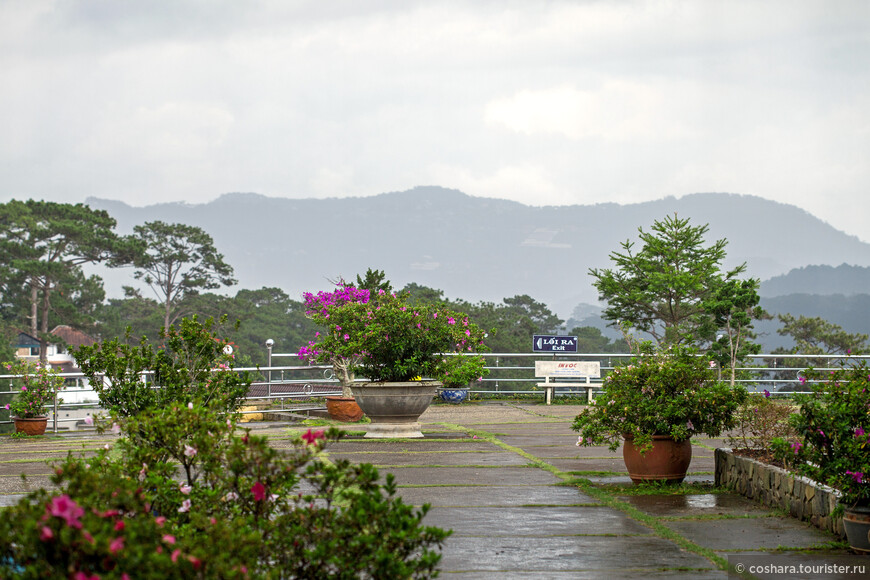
[87, 186, 870, 348]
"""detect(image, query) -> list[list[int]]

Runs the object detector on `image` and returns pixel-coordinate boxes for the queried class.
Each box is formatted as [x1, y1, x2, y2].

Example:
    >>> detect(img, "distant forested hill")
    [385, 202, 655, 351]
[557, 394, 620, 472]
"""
[760, 264, 870, 297]
[86, 187, 870, 316]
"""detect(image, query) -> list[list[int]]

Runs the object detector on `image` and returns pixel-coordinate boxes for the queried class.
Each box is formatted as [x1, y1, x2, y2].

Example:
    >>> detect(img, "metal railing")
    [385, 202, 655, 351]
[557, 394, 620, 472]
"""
[2, 353, 867, 432]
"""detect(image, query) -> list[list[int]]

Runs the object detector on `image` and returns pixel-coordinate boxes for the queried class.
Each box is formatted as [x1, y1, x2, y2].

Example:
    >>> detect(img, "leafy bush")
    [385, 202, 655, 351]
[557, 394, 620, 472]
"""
[773, 362, 870, 511]
[0, 407, 450, 578]
[572, 343, 747, 453]
[726, 392, 798, 462]
[2, 360, 65, 418]
[75, 316, 250, 417]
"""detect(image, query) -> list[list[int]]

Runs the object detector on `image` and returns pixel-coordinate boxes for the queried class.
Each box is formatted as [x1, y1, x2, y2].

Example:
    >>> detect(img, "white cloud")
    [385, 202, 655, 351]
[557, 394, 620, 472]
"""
[484, 81, 700, 142]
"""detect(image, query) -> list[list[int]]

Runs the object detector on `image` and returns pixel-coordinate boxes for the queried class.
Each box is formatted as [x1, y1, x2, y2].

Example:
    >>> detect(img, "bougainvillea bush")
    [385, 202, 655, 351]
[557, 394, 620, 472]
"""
[773, 362, 870, 512]
[299, 283, 489, 384]
[572, 343, 747, 454]
[3, 360, 65, 418]
[0, 406, 450, 578]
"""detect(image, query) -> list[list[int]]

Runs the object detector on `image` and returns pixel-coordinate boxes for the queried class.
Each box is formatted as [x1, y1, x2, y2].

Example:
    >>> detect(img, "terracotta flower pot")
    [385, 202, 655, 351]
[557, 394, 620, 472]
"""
[843, 505, 870, 554]
[622, 434, 692, 484]
[325, 396, 364, 422]
[13, 416, 48, 436]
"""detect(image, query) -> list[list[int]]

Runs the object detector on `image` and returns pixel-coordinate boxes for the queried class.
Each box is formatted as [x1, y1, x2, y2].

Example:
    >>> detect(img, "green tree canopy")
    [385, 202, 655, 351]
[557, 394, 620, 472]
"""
[131, 221, 236, 333]
[776, 314, 869, 356]
[0, 200, 137, 359]
[590, 214, 745, 345]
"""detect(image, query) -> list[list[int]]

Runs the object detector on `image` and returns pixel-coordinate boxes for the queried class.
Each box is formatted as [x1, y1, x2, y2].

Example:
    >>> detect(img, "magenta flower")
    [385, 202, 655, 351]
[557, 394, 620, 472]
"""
[109, 536, 125, 554]
[251, 481, 266, 502]
[39, 526, 53, 542]
[846, 470, 864, 483]
[856, 427, 866, 438]
[301, 428, 325, 445]
[763, 389, 770, 398]
[47, 495, 84, 529]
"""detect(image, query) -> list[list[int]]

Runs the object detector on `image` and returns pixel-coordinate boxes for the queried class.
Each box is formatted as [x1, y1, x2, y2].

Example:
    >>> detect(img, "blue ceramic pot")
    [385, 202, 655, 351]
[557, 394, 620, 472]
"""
[438, 388, 468, 404]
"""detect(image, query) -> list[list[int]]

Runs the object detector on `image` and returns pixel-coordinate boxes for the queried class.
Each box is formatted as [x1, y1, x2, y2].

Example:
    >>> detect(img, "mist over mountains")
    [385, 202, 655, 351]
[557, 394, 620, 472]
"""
[88, 187, 870, 316]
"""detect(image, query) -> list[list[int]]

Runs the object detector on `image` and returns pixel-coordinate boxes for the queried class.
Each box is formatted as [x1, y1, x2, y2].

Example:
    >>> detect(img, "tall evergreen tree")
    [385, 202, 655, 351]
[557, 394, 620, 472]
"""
[131, 221, 236, 333]
[0, 200, 137, 360]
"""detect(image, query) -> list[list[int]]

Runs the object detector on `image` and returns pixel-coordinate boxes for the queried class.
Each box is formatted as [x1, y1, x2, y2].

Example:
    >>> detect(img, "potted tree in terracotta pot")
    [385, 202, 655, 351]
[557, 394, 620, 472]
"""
[4, 360, 65, 436]
[774, 362, 870, 553]
[572, 343, 747, 483]
[300, 281, 489, 438]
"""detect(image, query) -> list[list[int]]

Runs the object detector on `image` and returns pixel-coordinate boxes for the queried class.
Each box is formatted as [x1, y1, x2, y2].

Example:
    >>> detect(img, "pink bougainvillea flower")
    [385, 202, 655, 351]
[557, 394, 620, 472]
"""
[847, 470, 864, 483]
[114, 520, 125, 532]
[171, 549, 182, 563]
[856, 427, 866, 437]
[251, 481, 266, 502]
[301, 429, 325, 445]
[183, 445, 197, 458]
[48, 495, 85, 529]
[109, 536, 125, 554]
[163, 534, 176, 545]
[39, 526, 54, 541]
[155, 516, 167, 527]
[179, 484, 192, 495]
[178, 499, 191, 513]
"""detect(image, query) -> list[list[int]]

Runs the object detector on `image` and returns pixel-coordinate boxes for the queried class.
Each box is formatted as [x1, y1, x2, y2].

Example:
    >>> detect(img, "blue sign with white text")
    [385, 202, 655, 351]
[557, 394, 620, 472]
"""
[532, 335, 578, 353]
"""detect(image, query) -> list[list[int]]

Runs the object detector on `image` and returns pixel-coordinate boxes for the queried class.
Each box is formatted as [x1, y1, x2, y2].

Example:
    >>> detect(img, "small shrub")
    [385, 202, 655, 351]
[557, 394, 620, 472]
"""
[727, 392, 798, 462]
[75, 316, 250, 417]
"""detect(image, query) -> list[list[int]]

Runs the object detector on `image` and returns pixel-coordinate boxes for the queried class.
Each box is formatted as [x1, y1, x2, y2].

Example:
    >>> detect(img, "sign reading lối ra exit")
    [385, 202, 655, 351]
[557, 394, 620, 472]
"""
[532, 335, 578, 353]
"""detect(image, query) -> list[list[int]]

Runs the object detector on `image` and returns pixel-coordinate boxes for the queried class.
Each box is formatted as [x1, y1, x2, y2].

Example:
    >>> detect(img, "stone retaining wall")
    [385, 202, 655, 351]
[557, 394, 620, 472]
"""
[714, 448, 844, 537]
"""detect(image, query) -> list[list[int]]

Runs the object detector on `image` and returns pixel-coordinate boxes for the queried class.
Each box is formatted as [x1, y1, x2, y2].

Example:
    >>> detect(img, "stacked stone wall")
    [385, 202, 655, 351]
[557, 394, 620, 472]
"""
[715, 448, 844, 537]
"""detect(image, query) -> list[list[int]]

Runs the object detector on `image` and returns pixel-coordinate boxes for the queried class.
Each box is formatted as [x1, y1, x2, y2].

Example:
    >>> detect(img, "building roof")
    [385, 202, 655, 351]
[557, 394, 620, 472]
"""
[49, 326, 97, 348]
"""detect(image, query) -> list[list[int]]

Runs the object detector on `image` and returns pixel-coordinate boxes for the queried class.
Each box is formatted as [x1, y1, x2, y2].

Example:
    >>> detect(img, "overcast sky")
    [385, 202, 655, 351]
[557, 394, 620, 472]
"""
[2, 1, 869, 241]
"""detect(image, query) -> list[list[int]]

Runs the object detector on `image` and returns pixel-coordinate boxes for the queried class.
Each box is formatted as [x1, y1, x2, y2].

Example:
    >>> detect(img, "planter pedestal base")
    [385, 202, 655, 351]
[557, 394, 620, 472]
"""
[363, 421, 425, 439]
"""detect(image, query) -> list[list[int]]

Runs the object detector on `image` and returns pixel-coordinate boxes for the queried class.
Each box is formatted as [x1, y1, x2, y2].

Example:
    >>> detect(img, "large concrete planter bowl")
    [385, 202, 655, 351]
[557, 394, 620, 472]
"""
[351, 382, 439, 438]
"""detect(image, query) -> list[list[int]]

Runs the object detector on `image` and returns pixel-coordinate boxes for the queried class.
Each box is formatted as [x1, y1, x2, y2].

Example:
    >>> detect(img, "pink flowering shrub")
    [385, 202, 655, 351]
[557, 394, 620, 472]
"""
[299, 283, 489, 384]
[0, 405, 449, 578]
[3, 359, 65, 419]
[773, 362, 870, 512]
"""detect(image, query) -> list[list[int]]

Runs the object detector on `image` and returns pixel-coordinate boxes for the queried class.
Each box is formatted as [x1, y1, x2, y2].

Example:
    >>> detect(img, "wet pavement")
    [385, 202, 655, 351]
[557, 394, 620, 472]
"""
[1, 402, 868, 579]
